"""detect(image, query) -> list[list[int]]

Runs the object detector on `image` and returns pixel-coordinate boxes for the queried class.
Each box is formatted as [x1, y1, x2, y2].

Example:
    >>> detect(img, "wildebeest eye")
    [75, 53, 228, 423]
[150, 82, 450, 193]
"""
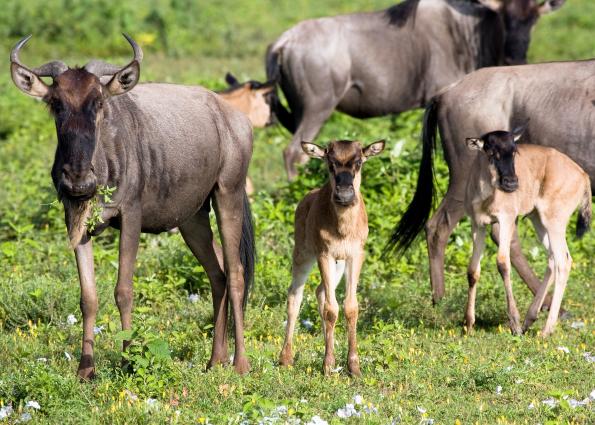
[355, 159, 362, 168]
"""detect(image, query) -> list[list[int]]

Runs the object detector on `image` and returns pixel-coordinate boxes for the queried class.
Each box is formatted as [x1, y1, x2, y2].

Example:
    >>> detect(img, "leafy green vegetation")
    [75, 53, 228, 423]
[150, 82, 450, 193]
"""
[0, 1, 594, 424]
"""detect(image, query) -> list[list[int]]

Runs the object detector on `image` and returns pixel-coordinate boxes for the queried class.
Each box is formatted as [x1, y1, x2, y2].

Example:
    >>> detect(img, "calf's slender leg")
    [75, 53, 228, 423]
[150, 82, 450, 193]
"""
[214, 188, 250, 374]
[179, 209, 229, 368]
[316, 260, 345, 336]
[114, 214, 141, 361]
[541, 225, 572, 337]
[344, 252, 364, 377]
[491, 222, 554, 311]
[523, 216, 554, 332]
[465, 224, 486, 333]
[319, 255, 339, 375]
[279, 256, 315, 366]
[74, 236, 98, 380]
[496, 217, 522, 335]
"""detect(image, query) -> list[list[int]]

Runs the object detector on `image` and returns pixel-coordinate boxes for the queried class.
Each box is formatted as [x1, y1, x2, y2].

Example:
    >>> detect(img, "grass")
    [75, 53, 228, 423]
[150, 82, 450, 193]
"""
[1, 1, 594, 424]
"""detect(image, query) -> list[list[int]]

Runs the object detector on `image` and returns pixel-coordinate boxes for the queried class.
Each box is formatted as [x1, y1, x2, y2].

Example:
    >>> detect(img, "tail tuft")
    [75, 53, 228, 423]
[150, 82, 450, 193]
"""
[240, 191, 256, 309]
[265, 45, 296, 133]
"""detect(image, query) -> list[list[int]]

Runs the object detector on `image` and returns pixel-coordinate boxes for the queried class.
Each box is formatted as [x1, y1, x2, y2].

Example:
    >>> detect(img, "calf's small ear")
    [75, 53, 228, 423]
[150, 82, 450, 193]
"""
[363, 139, 386, 158]
[539, 0, 566, 15]
[466, 138, 484, 151]
[106, 61, 140, 96]
[301, 142, 326, 159]
[225, 72, 239, 87]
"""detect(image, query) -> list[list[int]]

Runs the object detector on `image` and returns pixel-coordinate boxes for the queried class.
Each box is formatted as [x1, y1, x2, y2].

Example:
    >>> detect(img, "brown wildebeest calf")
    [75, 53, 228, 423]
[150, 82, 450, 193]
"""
[464, 127, 591, 337]
[217, 73, 274, 128]
[279, 139, 385, 376]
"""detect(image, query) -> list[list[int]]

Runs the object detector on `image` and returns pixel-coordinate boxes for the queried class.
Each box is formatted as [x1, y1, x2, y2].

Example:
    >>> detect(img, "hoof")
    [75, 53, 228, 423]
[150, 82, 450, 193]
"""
[233, 356, 251, 375]
[77, 367, 96, 381]
[279, 347, 294, 367]
[348, 359, 362, 378]
[322, 355, 336, 376]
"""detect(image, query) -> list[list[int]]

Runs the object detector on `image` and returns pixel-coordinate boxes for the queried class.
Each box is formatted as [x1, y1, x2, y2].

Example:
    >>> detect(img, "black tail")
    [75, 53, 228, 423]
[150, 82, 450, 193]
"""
[576, 180, 592, 238]
[239, 190, 256, 309]
[265, 45, 297, 133]
[385, 98, 439, 255]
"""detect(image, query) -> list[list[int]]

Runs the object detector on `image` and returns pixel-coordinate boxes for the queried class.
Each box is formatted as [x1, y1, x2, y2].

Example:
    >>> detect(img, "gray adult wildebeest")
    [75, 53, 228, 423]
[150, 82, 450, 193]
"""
[266, 0, 566, 180]
[10, 34, 255, 378]
[388, 59, 595, 309]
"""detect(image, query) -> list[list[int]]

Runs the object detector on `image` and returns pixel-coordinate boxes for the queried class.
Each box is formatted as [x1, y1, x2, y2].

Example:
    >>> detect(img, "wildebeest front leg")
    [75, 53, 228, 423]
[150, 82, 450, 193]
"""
[115, 214, 141, 364]
[179, 209, 229, 368]
[74, 236, 97, 380]
[344, 252, 364, 377]
[214, 189, 250, 374]
[496, 217, 522, 335]
[318, 255, 338, 375]
[465, 224, 486, 333]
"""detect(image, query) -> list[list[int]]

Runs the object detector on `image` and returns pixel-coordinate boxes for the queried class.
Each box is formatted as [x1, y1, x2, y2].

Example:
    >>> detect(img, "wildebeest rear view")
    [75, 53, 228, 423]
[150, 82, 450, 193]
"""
[389, 58, 595, 307]
[266, 0, 566, 179]
[10, 34, 255, 378]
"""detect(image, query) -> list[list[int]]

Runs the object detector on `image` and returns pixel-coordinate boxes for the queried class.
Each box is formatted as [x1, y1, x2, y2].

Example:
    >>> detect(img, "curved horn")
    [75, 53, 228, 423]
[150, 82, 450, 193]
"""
[11, 35, 68, 78]
[84, 33, 143, 77]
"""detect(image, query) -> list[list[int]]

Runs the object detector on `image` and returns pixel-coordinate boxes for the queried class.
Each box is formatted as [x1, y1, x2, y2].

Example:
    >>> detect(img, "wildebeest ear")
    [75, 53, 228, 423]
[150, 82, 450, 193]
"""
[466, 138, 484, 151]
[476, 0, 503, 12]
[301, 142, 326, 159]
[225, 72, 239, 87]
[10, 63, 49, 98]
[539, 0, 566, 15]
[105, 61, 140, 96]
[512, 121, 529, 142]
[363, 140, 386, 158]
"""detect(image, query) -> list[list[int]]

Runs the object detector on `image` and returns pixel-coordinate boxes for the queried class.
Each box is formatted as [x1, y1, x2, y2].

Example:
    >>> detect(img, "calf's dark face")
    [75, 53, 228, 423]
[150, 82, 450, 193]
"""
[48, 69, 104, 200]
[301, 140, 385, 207]
[466, 130, 522, 193]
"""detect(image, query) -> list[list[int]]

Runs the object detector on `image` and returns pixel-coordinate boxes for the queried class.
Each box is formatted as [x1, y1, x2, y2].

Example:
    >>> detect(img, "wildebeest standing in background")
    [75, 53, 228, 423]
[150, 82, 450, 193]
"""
[10, 34, 255, 378]
[217, 72, 275, 129]
[266, 0, 566, 180]
[388, 59, 595, 309]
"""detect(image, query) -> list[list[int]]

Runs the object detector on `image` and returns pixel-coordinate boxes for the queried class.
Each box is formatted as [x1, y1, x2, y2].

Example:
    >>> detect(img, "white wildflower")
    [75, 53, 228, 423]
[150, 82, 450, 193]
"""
[331, 366, 343, 373]
[145, 398, 158, 409]
[124, 390, 139, 402]
[64, 351, 73, 361]
[504, 365, 513, 372]
[590, 389, 595, 400]
[25, 401, 40, 410]
[416, 406, 427, 414]
[455, 236, 464, 247]
[582, 352, 595, 363]
[515, 379, 524, 385]
[556, 346, 570, 354]
[528, 402, 535, 410]
[66, 314, 77, 325]
[362, 403, 378, 414]
[421, 419, 435, 425]
[336, 403, 359, 418]
[300, 399, 308, 403]
[301, 319, 314, 330]
[93, 325, 105, 335]
[529, 246, 540, 260]
[568, 398, 590, 409]
[524, 358, 534, 366]
[306, 415, 328, 425]
[496, 386, 502, 395]
[19, 412, 32, 423]
[570, 321, 585, 329]
[353, 395, 363, 405]
[0, 405, 13, 420]
[36, 357, 47, 363]
[391, 140, 405, 158]
[542, 398, 557, 408]
[188, 293, 199, 303]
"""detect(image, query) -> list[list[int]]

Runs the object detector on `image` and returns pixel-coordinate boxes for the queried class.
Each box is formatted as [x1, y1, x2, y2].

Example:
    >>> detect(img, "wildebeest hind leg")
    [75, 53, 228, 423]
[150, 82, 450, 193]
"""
[284, 107, 334, 181]
[425, 194, 466, 304]
[179, 209, 229, 368]
[213, 188, 251, 374]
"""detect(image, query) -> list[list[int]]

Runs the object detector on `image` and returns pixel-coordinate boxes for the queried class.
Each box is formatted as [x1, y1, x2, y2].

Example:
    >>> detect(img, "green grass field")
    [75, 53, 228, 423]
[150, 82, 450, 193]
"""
[0, 1, 594, 424]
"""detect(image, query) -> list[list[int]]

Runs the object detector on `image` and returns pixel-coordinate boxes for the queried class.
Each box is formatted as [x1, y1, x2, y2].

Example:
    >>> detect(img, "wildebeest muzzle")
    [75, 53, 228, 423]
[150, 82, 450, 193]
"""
[333, 171, 356, 206]
[60, 163, 97, 200]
